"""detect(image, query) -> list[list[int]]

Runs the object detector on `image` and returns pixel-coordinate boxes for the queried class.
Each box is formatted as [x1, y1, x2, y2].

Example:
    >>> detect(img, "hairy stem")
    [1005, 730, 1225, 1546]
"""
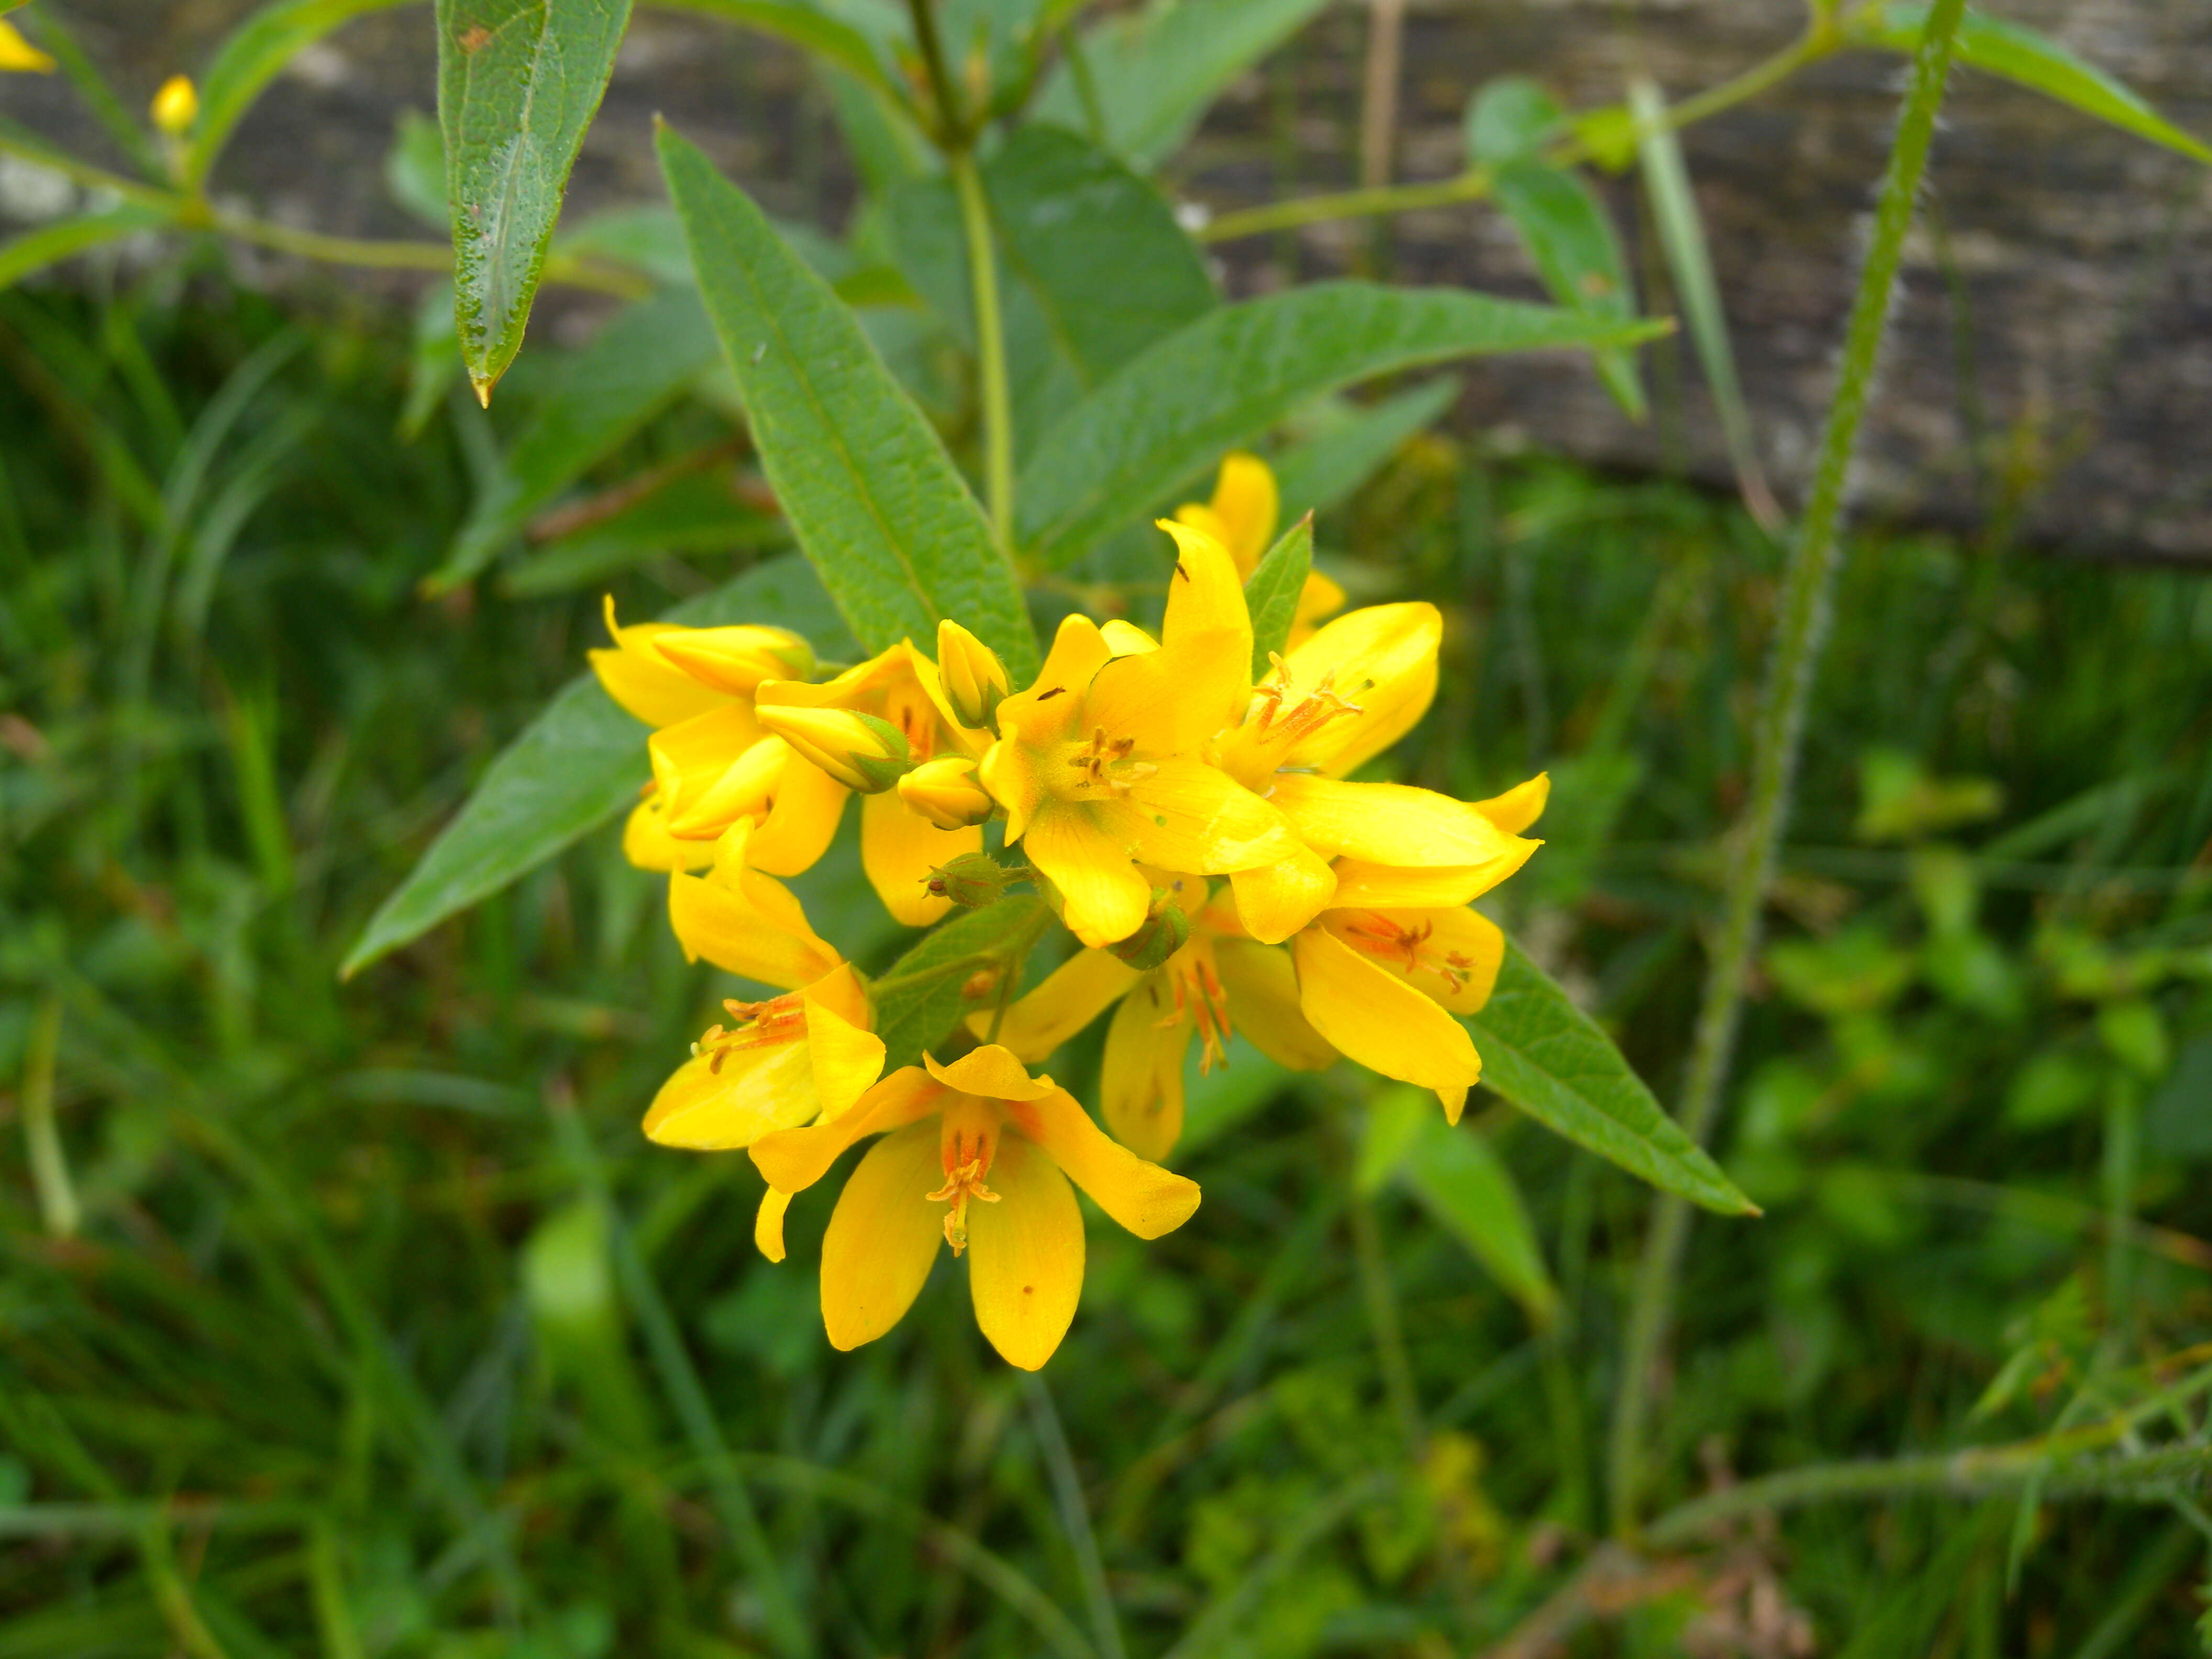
[1606, 0, 1970, 1540]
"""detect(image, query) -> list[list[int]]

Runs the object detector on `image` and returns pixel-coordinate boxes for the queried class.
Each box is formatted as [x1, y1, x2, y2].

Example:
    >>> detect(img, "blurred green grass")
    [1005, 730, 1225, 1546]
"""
[3, 278, 2211, 1655]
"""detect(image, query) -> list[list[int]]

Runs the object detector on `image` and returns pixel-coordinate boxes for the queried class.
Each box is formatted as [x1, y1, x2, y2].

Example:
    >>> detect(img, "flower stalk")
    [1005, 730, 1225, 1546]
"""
[1605, 0, 1972, 1540]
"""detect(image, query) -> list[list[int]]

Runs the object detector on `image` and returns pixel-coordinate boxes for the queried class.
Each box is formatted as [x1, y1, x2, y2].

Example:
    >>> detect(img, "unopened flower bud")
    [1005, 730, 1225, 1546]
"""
[653, 625, 814, 696]
[936, 619, 1009, 732]
[756, 705, 911, 792]
[925, 851, 1017, 909]
[151, 74, 198, 135]
[0, 21, 58, 73]
[897, 756, 996, 831]
[1107, 890, 1191, 971]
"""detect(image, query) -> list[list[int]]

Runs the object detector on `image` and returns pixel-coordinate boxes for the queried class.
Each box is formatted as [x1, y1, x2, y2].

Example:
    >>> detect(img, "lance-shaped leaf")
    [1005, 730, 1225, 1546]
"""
[190, 0, 415, 189]
[1015, 281, 1668, 569]
[438, 0, 634, 401]
[1242, 513, 1311, 677]
[657, 121, 1037, 677]
[1031, 0, 1331, 170]
[339, 554, 854, 979]
[1467, 78, 1646, 421]
[1269, 378, 1459, 520]
[1467, 940, 1757, 1216]
[1848, 3, 2210, 166]
[872, 895, 1051, 1071]
[0, 207, 172, 291]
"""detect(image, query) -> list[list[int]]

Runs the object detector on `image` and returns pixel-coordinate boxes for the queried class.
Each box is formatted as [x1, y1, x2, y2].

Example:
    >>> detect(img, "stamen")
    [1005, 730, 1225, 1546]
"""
[925, 1157, 1001, 1255]
[1067, 726, 1153, 795]
[1245, 656, 1367, 747]
[1341, 914, 1470, 992]
[1158, 947, 1235, 1073]
[691, 993, 809, 1071]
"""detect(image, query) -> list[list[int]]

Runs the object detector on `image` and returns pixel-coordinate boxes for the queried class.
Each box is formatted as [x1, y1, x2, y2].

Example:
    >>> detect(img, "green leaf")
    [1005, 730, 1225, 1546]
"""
[1396, 1100, 1558, 1325]
[1242, 513, 1311, 676]
[1015, 280, 1668, 569]
[657, 122, 1038, 678]
[191, 0, 414, 189]
[1466, 939, 1757, 1216]
[500, 467, 787, 597]
[1849, 4, 2211, 166]
[437, 0, 634, 400]
[1269, 378, 1458, 518]
[871, 895, 1051, 1071]
[401, 280, 462, 438]
[1468, 78, 1646, 421]
[1630, 79, 1779, 531]
[426, 286, 721, 593]
[385, 107, 448, 228]
[652, 0, 902, 95]
[339, 555, 853, 979]
[0, 207, 171, 292]
[1032, 0, 1331, 169]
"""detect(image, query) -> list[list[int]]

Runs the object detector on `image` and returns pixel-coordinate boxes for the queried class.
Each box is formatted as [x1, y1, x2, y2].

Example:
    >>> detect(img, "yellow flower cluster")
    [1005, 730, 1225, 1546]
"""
[591, 456, 1544, 1370]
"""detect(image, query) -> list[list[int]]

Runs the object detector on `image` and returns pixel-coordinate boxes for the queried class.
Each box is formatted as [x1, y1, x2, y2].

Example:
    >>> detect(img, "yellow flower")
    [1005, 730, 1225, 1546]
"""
[667, 820, 844, 990]
[985, 876, 1336, 1159]
[1287, 776, 1549, 1122]
[935, 620, 1009, 733]
[978, 522, 1304, 949]
[897, 756, 996, 831]
[756, 643, 986, 927]
[1175, 451, 1344, 645]
[0, 20, 56, 73]
[590, 597, 752, 729]
[150, 74, 200, 136]
[750, 1046, 1199, 1369]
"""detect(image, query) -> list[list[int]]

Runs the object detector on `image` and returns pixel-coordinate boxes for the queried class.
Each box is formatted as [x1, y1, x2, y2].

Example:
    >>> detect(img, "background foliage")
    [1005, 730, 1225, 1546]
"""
[3, 0, 2212, 1652]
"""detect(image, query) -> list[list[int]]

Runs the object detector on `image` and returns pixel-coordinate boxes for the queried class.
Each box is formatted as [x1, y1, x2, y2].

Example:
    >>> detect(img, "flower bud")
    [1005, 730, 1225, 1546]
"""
[653, 625, 814, 696]
[936, 619, 1009, 732]
[924, 851, 1017, 909]
[897, 756, 996, 831]
[0, 21, 58, 73]
[1107, 890, 1191, 971]
[151, 74, 198, 136]
[756, 705, 911, 792]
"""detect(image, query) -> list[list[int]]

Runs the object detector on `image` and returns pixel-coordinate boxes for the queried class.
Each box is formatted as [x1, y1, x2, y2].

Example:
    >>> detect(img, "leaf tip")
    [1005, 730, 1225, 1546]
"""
[470, 374, 493, 410]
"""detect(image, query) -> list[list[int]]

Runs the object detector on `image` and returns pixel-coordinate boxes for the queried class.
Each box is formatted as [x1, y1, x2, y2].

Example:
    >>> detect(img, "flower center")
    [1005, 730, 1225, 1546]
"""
[690, 993, 809, 1070]
[926, 1157, 1001, 1255]
[1065, 725, 1157, 795]
[884, 685, 941, 762]
[1246, 653, 1365, 749]
[1339, 913, 1481, 994]
[1163, 946, 1234, 1074]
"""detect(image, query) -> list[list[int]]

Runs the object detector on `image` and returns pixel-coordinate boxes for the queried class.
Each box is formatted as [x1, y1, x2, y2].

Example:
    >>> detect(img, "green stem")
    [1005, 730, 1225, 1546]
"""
[20, 996, 78, 1237]
[952, 149, 1017, 552]
[1021, 1374, 1127, 1659]
[1605, 0, 1970, 1541]
[1348, 1192, 1424, 1462]
[1646, 1441, 2212, 1547]
[1197, 23, 1848, 246]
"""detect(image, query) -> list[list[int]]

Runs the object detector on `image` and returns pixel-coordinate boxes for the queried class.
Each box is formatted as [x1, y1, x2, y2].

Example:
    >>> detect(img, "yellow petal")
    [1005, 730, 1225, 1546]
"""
[666, 828, 840, 989]
[1291, 925, 1479, 1095]
[1157, 518, 1255, 656]
[1100, 976, 1191, 1162]
[965, 1135, 1085, 1370]
[755, 1187, 792, 1262]
[1212, 939, 1337, 1070]
[1003, 1089, 1201, 1238]
[819, 1121, 945, 1351]
[862, 789, 979, 927]
[590, 598, 732, 728]
[1327, 860, 1533, 910]
[977, 949, 1140, 1062]
[642, 1044, 819, 1149]
[150, 74, 198, 135]
[1475, 772, 1550, 835]
[805, 960, 872, 1028]
[751, 1068, 944, 1194]
[1280, 601, 1441, 776]
[1099, 620, 1159, 656]
[998, 615, 1112, 747]
[1269, 775, 1536, 881]
[652, 624, 813, 695]
[1326, 905, 1506, 1016]
[0, 20, 57, 72]
[1082, 524, 1246, 750]
[623, 796, 715, 873]
[652, 711, 773, 834]
[1113, 760, 1299, 875]
[1227, 843, 1337, 944]
[1202, 451, 1280, 573]
[807, 993, 889, 1115]
[924, 1045, 1057, 1102]
[1024, 803, 1152, 947]
[747, 751, 850, 877]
